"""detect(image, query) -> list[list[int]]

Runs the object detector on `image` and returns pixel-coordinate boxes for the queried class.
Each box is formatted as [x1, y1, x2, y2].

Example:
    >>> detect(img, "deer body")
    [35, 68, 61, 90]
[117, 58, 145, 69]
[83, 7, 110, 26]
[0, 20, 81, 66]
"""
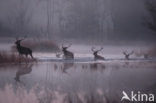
[93, 51, 105, 60]
[15, 39, 33, 58]
[62, 44, 74, 59]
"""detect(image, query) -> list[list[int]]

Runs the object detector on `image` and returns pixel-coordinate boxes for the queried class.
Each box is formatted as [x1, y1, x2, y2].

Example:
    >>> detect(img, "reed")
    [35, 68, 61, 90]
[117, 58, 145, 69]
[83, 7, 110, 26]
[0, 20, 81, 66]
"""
[0, 51, 35, 64]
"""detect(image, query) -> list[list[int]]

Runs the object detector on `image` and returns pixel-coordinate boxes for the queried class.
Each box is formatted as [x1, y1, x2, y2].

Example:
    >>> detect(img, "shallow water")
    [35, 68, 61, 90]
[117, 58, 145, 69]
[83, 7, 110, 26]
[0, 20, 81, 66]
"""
[0, 43, 156, 102]
[0, 61, 156, 103]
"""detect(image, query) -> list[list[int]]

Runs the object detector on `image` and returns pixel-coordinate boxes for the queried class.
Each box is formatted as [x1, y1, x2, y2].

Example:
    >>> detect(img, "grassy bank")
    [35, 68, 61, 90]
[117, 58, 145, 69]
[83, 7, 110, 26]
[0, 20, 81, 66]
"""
[0, 51, 35, 64]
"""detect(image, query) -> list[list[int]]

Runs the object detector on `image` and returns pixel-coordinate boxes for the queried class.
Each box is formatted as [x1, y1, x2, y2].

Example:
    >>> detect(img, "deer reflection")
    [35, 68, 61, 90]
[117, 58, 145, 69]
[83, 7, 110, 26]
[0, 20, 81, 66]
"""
[90, 63, 105, 72]
[14, 64, 33, 82]
[61, 62, 74, 74]
[82, 64, 88, 69]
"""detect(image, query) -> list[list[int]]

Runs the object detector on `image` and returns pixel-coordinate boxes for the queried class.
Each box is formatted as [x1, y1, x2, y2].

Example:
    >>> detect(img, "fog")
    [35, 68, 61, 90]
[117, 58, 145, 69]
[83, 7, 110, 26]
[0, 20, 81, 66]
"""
[0, 0, 155, 43]
[0, 1, 156, 102]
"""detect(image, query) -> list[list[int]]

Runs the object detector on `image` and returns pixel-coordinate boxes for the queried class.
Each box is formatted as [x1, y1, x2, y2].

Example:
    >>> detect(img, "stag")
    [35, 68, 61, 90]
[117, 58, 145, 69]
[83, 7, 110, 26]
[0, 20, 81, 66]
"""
[123, 51, 134, 60]
[91, 47, 105, 60]
[15, 38, 33, 59]
[143, 53, 149, 59]
[62, 44, 74, 59]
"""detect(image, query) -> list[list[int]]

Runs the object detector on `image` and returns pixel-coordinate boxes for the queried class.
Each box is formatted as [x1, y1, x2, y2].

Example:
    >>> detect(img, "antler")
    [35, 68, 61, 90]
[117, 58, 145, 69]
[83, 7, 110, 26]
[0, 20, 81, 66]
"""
[92, 47, 103, 53]
[123, 51, 127, 55]
[129, 51, 134, 55]
[15, 36, 26, 41]
[91, 47, 95, 52]
[123, 51, 134, 56]
[67, 43, 72, 48]
[97, 47, 103, 52]
[62, 43, 72, 48]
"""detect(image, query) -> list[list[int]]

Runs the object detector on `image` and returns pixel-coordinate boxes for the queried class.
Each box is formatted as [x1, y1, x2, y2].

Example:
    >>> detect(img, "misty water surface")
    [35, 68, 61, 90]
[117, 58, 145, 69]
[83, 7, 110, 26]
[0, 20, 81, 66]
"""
[0, 61, 156, 102]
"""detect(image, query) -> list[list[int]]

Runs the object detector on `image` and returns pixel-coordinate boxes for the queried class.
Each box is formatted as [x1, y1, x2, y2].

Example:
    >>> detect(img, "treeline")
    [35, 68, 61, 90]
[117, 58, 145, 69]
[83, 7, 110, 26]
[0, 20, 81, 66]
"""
[0, 0, 155, 41]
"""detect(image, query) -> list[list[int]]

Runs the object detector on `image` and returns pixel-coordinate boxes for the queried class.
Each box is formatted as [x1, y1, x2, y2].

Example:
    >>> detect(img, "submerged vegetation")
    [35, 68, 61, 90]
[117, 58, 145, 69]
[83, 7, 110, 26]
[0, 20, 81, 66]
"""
[0, 84, 121, 103]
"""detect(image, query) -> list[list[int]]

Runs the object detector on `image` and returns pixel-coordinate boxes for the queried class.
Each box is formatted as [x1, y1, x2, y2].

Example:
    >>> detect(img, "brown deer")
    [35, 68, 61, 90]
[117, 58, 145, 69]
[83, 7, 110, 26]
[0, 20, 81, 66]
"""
[62, 44, 74, 59]
[91, 47, 105, 60]
[15, 38, 33, 59]
[123, 51, 134, 60]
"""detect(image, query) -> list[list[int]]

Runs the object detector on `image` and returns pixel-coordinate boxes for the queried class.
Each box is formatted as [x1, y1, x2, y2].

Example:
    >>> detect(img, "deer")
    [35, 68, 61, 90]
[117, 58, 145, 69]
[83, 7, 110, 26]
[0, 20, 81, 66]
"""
[123, 51, 134, 60]
[15, 38, 33, 59]
[62, 44, 74, 59]
[91, 47, 105, 60]
[143, 53, 149, 59]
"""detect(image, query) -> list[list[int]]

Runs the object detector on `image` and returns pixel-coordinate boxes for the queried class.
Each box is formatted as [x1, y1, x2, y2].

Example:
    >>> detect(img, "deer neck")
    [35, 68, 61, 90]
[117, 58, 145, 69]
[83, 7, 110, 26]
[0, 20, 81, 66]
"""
[63, 49, 68, 52]
[16, 43, 21, 48]
[94, 52, 98, 56]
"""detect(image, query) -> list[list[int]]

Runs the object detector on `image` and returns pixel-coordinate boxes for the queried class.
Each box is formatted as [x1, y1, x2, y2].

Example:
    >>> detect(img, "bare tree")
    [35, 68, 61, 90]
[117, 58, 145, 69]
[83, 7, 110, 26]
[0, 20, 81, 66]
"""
[144, 0, 156, 33]
[38, 0, 55, 38]
[7, 0, 33, 36]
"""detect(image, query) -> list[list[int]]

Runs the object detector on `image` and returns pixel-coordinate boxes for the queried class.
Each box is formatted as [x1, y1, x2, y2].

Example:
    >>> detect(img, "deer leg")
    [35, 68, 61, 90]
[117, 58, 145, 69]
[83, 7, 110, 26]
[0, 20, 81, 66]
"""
[30, 53, 34, 59]
[14, 74, 20, 82]
[25, 54, 28, 58]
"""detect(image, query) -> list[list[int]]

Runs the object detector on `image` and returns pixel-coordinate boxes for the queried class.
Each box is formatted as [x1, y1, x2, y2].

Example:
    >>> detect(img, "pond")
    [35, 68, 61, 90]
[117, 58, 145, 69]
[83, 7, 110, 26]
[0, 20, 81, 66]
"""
[0, 60, 156, 103]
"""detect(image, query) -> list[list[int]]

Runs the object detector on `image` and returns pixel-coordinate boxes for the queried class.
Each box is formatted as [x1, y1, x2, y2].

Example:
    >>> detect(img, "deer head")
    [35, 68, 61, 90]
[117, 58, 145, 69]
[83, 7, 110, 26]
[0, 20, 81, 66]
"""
[62, 44, 72, 51]
[15, 37, 26, 45]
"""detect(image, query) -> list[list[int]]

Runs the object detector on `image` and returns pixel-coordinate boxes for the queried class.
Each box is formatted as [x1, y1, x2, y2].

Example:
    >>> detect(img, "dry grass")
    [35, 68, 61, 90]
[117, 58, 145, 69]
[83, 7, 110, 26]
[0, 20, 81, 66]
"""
[135, 47, 156, 58]
[0, 51, 35, 64]
[11, 39, 60, 52]
[147, 47, 156, 57]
